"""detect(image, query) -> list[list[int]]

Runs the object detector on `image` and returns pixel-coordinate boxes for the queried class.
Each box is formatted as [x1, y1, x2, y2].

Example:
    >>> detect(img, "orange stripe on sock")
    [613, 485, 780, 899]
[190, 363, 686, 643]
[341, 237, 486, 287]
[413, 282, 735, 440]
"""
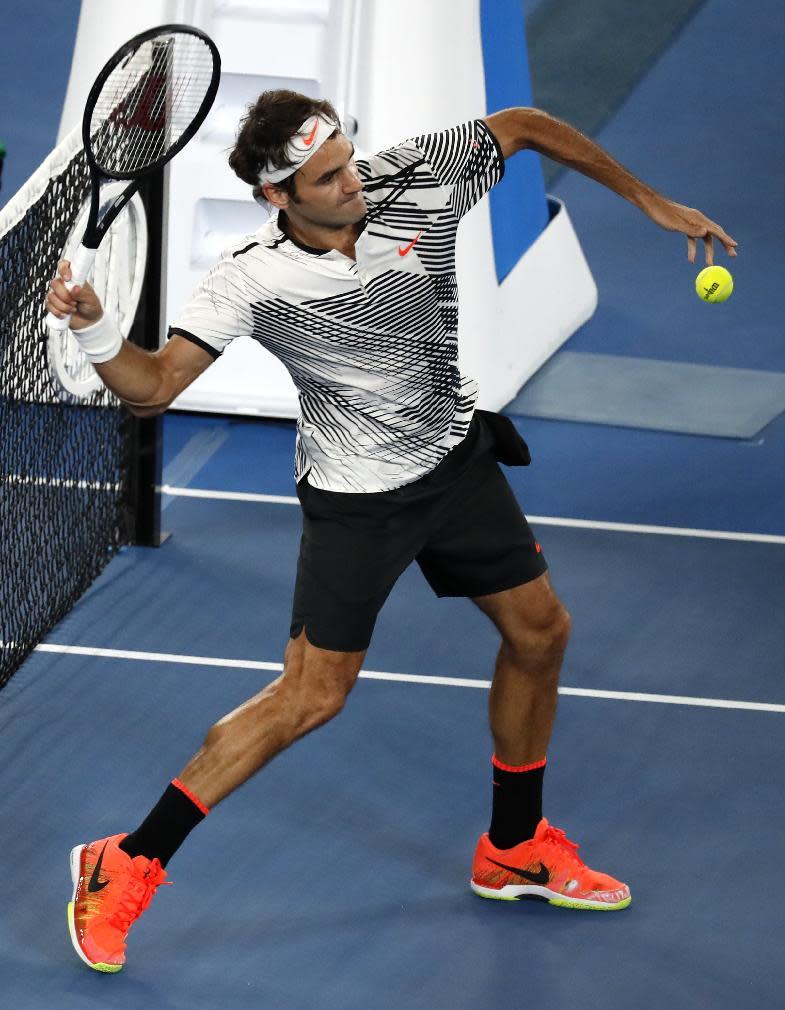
[171, 778, 210, 816]
[492, 754, 547, 773]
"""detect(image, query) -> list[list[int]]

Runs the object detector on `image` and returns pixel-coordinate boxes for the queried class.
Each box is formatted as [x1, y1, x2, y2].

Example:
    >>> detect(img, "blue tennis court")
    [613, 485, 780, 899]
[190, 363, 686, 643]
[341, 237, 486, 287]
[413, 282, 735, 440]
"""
[3, 404, 785, 1009]
[2, 0, 784, 1006]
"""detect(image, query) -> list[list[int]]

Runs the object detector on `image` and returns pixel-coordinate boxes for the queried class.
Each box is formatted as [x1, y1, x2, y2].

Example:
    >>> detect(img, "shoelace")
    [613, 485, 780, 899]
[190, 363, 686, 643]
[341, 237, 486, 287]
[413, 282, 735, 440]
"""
[108, 859, 171, 934]
[541, 825, 584, 868]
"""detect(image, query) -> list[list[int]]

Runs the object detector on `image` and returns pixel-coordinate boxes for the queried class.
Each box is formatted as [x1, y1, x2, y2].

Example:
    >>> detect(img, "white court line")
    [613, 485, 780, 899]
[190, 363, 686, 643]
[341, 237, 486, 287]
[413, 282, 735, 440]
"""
[160, 484, 298, 505]
[158, 484, 785, 545]
[526, 515, 785, 546]
[33, 643, 785, 714]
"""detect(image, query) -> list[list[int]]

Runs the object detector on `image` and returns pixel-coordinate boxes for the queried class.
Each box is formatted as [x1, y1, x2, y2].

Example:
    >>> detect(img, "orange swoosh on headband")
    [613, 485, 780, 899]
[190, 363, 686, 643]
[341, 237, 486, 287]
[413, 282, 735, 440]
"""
[398, 231, 423, 257]
[302, 118, 319, 147]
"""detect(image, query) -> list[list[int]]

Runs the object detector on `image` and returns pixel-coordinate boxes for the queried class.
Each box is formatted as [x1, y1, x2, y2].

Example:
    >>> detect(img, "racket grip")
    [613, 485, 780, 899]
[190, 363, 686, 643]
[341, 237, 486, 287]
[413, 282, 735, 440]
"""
[45, 244, 99, 331]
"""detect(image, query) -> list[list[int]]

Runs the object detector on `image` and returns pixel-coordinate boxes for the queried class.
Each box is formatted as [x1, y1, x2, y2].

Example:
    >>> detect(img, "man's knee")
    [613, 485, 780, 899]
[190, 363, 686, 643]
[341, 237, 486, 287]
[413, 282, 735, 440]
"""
[282, 631, 365, 732]
[201, 633, 364, 751]
[289, 675, 358, 734]
[502, 600, 572, 668]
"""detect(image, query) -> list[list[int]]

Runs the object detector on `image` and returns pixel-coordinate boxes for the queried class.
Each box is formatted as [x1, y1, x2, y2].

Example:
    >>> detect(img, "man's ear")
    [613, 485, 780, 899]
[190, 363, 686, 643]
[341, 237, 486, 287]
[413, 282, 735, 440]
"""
[262, 182, 289, 210]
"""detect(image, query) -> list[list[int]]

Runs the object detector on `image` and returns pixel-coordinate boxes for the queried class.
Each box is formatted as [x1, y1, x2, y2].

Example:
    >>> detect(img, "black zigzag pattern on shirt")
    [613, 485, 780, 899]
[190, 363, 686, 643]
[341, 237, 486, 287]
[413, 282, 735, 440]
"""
[175, 119, 503, 491]
[249, 281, 458, 404]
[431, 273, 460, 335]
[300, 271, 445, 341]
[411, 120, 503, 219]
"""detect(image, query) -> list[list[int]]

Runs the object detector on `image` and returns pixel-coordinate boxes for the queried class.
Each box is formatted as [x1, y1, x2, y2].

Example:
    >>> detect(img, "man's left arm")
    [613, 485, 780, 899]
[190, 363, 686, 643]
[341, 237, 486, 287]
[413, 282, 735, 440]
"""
[484, 108, 737, 266]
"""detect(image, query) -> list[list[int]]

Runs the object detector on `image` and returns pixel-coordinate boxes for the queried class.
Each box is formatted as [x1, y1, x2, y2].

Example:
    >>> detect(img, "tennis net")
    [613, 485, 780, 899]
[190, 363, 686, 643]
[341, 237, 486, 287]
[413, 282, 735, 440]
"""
[0, 129, 150, 688]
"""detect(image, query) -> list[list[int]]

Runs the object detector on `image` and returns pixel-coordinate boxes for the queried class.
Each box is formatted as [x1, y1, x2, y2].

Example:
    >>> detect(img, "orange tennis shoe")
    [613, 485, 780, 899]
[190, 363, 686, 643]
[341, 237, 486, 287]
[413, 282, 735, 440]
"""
[68, 833, 170, 972]
[471, 818, 631, 910]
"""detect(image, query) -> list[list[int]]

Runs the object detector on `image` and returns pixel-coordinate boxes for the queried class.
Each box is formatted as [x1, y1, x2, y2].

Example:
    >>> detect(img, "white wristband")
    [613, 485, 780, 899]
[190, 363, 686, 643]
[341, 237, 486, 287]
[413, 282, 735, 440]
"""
[69, 313, 124, 364]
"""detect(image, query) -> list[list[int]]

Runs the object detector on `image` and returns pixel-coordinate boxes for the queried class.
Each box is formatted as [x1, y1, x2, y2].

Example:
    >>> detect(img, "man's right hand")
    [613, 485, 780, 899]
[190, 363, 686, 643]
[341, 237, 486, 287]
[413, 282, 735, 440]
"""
[46, 260, 104, 330]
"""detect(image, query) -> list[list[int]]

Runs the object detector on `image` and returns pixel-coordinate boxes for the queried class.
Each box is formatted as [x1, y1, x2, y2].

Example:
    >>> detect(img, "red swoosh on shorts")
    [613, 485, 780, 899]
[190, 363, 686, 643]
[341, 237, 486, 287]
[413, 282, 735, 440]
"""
[398, 231, 423, 257]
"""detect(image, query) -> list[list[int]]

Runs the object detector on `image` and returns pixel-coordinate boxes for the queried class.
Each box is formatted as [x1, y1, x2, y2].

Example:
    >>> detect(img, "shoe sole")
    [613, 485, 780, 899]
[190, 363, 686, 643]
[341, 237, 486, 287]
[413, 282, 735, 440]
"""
[470, 879, 631, 910]
[68, 844, 123, 973]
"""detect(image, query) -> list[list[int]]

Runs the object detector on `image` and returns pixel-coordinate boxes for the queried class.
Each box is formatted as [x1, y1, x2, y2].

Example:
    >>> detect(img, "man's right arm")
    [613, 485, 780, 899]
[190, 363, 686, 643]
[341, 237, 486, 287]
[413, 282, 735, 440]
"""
[91, 335, 214, 416]
[47, 260, 214, 416]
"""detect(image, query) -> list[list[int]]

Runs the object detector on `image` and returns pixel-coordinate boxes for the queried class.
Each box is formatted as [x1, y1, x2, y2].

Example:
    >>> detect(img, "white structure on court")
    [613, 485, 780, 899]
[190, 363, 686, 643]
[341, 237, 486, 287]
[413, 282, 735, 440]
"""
[58, 0, 596, 417]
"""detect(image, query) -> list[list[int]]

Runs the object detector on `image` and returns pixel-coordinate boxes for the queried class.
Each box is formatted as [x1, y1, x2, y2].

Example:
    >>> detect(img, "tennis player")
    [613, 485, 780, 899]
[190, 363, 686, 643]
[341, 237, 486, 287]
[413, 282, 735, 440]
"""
[48, 90, 737, 972]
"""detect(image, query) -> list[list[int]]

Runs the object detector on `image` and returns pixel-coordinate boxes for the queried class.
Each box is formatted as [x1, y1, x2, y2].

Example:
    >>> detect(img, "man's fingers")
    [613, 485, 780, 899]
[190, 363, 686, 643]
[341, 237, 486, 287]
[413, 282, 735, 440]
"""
[46, 289, 75, 316]
[57, 259, 73, 282]
[716, 229, 738, 257]
[686, 215, 738, 263]
[661, 202, 738, 261]
[711, 221, 736, 246]
[699, 218, 738, 260]
[46, 299, 70, 319]
[50, 277, 76, 304]
[48, 276, 79, 317]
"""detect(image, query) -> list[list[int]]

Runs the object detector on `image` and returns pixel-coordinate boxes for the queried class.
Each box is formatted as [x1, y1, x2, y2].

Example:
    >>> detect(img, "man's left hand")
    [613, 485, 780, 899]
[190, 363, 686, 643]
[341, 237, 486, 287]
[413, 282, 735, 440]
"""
[641, 195, 738, 265]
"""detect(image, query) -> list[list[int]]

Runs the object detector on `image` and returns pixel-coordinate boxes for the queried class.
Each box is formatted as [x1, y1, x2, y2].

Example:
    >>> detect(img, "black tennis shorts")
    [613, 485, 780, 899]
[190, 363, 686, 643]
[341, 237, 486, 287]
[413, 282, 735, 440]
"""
[289, 410, 548, 652]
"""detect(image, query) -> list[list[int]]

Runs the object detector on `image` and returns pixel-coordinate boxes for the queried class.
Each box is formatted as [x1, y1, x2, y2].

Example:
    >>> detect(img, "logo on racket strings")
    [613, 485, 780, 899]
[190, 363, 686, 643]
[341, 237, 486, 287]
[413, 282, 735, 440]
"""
[110, 72, 167, 132]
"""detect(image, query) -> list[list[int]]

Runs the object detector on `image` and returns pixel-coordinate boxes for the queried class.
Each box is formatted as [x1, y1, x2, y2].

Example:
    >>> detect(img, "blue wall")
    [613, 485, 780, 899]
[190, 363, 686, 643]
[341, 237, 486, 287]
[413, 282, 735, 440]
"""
[0, 1, 80, 208]
[480, 0, 550, 283]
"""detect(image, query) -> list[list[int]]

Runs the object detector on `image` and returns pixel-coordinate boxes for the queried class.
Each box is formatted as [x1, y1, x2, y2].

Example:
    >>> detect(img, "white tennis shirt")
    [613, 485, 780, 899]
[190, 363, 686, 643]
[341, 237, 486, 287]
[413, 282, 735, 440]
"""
[170, 119, 505, 492]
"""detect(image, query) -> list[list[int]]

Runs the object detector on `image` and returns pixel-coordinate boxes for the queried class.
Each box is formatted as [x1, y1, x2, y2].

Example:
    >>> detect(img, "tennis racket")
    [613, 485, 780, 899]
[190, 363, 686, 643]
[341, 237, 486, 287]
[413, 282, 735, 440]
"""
[45, 23, 220, 331]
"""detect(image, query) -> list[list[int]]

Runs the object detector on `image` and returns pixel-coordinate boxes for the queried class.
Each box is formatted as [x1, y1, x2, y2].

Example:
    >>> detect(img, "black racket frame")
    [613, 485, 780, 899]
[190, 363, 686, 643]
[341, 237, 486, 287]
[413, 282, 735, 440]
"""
[79, 23, 220, 249]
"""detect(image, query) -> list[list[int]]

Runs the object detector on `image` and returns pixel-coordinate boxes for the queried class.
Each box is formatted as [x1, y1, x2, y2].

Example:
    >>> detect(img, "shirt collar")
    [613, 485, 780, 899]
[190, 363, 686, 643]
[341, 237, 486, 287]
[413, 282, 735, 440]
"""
[269, 209, 368, 258]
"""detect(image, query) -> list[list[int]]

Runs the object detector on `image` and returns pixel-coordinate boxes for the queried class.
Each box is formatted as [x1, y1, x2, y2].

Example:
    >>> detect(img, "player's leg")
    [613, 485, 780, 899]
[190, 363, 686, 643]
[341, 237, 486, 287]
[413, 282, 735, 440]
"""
[68, 630, 366, 972]
[416, 446, 630, 909]
[470, 574, 630, 909]
[176, 628, 366, 809]
[68, 471, 427, 972]
[470, 572, 566, 844]
[473, 571, 570, 770]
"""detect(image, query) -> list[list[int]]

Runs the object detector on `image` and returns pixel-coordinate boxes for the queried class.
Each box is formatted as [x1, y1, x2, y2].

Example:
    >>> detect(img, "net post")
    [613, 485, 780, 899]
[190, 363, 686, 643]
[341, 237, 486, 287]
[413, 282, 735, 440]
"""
[126, 166, 169, 547]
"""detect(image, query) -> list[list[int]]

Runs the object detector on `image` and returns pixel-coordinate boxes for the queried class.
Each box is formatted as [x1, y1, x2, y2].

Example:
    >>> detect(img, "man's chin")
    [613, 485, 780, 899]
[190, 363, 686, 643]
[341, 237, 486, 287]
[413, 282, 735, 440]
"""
[306, 196, 367, 230]
[342, 196, 366, 223]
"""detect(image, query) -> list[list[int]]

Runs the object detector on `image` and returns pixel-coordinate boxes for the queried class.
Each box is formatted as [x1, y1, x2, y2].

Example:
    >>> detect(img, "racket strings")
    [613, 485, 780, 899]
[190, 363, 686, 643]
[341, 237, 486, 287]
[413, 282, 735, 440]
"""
[95, 66, 202, 169]
[89, 33, 216, 175]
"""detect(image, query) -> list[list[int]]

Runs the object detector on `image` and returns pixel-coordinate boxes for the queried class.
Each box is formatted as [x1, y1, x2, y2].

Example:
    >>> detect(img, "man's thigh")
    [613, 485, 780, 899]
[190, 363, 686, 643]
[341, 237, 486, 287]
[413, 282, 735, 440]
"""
[416, 455, 548, 600]
[471, 571, 569, 643]
[281, 627, 367, 701]
[289, 481, 427, 653]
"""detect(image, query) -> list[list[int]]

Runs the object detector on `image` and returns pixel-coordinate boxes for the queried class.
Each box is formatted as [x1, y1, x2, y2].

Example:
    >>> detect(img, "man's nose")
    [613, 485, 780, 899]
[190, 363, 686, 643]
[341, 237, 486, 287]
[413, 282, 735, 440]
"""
[343, 167, 362, 193]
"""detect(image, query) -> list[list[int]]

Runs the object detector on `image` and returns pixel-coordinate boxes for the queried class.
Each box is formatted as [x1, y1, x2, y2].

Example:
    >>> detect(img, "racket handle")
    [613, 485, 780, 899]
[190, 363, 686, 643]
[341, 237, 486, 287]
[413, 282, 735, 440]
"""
[45, 244, 98, 331]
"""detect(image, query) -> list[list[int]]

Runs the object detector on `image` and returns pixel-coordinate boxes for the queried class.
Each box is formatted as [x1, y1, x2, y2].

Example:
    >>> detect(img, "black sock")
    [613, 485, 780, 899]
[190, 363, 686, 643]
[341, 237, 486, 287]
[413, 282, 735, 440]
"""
[488, 755, 546, 849]
[119, 779, 209, 868]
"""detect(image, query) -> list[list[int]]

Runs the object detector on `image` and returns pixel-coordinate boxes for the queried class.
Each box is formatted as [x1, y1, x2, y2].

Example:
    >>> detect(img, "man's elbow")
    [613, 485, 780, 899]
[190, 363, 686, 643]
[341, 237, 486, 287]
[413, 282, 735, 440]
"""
[486, 106, 551, 158]
[121, 398, 170, 418]
[512, 107, 553, 152]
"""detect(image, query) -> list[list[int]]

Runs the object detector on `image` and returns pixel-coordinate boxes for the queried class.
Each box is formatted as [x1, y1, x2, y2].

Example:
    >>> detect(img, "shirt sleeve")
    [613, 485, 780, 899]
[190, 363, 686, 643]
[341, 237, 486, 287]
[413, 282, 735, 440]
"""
[168, 251, 254, 358]
[407, 118, 506, 220]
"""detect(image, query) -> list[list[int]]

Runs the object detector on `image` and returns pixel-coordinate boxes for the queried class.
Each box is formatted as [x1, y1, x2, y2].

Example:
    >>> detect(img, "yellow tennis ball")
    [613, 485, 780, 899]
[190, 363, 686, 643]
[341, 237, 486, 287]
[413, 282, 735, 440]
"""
[695, 265, 733, 303]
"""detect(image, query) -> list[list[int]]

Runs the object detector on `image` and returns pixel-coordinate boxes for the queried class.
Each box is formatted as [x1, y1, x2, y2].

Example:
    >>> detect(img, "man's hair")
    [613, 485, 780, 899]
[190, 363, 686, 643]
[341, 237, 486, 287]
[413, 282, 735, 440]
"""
[229, 90, 340, 201]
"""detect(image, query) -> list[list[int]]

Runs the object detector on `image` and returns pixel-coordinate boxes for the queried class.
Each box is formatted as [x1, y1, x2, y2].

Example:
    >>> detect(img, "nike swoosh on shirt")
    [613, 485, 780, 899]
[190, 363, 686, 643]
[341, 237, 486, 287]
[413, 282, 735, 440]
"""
[398, 231, 423, 256]
[487, 859, 550, 885]
[302, 118, 319, 147]
[87, 842, 111, 892]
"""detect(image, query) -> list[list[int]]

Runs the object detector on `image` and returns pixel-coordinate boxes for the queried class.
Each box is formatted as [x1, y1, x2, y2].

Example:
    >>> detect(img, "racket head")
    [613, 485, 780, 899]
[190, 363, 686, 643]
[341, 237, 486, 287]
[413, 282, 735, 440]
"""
[82, 23, 220, 182]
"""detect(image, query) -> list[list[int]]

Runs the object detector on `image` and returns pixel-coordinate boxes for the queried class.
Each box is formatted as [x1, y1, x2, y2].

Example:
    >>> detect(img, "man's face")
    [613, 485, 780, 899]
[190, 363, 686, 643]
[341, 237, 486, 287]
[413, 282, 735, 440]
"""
[282, 132, 366, 228]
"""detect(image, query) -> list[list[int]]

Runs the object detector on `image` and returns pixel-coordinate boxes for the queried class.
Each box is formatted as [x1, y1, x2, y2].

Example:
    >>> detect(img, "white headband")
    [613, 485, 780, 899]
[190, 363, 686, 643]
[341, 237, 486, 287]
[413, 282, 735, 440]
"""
[257, 114, 338, 186]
